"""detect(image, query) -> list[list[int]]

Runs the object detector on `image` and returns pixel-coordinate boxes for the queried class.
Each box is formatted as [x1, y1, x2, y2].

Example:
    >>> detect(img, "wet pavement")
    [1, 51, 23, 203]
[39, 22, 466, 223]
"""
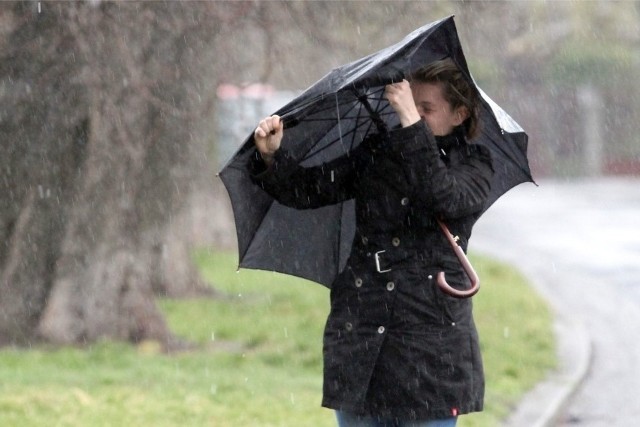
[471, 177, 640, 427]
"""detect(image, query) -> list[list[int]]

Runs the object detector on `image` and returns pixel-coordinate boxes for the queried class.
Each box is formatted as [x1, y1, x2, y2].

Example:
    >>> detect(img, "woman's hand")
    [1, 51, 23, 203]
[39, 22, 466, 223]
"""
[254, 115, 283, 166]
[384, 80, 421, 128]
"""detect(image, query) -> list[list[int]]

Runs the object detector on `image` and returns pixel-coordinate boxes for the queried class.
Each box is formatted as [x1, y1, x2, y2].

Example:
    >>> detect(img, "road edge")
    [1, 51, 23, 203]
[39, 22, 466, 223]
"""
[501, 268, 593, 427]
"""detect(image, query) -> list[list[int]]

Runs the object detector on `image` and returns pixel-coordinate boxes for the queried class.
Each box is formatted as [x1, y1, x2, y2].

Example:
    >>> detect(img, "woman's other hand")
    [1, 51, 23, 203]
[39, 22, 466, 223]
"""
[254, 115, 283, 166]
[384, 80, 421, 128]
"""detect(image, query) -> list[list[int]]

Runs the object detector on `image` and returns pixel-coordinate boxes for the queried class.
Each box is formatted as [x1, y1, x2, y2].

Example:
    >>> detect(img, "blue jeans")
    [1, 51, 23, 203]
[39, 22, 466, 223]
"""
[336, 411, 457, 427]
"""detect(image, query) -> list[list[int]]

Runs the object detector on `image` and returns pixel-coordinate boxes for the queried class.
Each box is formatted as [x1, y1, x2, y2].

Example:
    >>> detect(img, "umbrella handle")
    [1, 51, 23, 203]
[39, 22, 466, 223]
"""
[436, 219, 480, 299]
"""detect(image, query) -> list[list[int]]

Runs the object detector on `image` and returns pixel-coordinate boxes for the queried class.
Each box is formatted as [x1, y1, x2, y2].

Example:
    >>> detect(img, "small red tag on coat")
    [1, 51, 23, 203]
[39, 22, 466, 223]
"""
[451, 407, 459, 416]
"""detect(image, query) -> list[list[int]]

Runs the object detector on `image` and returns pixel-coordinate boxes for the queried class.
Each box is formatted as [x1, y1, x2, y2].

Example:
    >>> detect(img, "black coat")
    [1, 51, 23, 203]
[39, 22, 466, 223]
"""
[249, 121, 494, 420]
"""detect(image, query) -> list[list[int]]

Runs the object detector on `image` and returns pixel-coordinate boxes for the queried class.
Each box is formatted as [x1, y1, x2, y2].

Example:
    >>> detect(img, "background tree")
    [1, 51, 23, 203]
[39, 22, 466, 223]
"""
[0, 1, 247, 347]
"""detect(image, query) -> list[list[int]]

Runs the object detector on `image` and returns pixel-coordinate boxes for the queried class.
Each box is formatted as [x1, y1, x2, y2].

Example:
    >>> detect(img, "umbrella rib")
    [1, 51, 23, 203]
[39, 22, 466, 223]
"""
[335, 93, 345, 152]
[301, 117, 374, 161]
[297, 91, 382, 161]
[284, 87, 390, 129]
[290, 99, 361, 127]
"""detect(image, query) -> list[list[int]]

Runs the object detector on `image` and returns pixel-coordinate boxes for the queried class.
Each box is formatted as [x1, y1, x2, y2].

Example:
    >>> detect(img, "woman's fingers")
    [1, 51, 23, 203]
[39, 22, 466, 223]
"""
[255, 115, 282, 138]
[385, 80, 420, 128]
[269, 115, 282, 134]
[254, 115, 283, 158]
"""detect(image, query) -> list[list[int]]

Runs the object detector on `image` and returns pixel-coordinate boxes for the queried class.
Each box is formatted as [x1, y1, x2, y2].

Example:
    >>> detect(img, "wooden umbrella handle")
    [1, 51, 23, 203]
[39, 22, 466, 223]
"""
[436, 219, 480, 299]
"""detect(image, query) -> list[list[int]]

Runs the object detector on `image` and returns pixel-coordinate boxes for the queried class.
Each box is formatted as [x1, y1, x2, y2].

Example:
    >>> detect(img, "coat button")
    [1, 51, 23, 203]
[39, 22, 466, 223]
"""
[391, 237, 400, 247]
[361, 236, 368, 245]
[377, 326, 385, 334]
[400, 197, 409, 206]
[427, 275, 433, 280]
[345, 322, 353, 331]
[355, 278, 363, 288]
[386, 281, 395, 291]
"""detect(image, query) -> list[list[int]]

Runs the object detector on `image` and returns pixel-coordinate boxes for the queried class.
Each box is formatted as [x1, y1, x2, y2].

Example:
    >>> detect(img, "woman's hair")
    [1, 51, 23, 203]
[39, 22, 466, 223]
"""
[411, 58, 481, 139]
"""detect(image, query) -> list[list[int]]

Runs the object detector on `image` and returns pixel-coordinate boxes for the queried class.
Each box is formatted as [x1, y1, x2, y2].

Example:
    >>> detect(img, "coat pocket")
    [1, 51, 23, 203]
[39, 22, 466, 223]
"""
[434, 252, 473, 324]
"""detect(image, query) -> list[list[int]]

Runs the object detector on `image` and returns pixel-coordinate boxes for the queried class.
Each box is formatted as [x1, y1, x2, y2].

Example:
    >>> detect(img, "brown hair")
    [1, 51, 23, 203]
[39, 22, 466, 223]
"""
[411, 58, 480, 139]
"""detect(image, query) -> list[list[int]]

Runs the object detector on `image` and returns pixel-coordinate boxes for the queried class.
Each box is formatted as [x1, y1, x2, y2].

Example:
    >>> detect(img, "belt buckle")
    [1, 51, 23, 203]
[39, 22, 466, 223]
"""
[374, 250, 391, 273]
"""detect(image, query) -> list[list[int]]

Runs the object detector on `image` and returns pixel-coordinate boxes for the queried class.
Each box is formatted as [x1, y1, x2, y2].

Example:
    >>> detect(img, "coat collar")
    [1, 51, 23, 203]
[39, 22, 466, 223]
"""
[435, 125, 467, 155]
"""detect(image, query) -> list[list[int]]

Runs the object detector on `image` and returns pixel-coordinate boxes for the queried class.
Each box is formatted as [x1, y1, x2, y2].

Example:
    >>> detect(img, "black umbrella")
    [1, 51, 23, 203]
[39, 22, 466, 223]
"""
[219, 16, 534, 288]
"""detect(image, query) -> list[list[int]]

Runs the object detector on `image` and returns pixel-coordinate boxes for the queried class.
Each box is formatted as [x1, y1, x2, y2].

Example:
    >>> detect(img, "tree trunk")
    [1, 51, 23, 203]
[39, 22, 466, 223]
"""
[0, 2, 234, 347]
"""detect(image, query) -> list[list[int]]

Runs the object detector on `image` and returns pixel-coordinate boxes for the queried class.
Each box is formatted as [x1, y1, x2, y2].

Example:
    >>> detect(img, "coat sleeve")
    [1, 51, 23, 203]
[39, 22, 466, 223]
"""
[388, 121, 494, 219]
[248, 143, 358, 209]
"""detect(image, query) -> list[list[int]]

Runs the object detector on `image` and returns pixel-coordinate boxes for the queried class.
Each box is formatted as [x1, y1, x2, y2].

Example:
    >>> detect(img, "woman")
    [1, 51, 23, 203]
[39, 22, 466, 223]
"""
[249, 58, 494, 427]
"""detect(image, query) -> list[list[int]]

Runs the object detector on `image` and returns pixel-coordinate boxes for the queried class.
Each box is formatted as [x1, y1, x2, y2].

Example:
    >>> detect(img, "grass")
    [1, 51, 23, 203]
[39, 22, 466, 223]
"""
[460, 255, 556, 426]
[0, 251, 555, 426]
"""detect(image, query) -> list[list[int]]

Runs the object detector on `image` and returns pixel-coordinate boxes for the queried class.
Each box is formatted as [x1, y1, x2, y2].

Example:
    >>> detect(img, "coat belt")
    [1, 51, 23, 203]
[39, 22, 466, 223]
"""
[352, 230, 467, 273]
[352, 240, 434, 273]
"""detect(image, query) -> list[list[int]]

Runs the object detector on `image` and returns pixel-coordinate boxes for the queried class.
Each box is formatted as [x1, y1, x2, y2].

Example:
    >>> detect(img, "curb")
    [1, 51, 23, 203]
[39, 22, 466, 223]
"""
[502, 280, 593, 427]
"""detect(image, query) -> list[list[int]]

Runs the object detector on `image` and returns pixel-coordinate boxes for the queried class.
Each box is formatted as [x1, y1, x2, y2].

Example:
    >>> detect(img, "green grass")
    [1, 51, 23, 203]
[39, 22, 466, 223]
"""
[0, 251, 555, 426]
[459, 255, 556, 426]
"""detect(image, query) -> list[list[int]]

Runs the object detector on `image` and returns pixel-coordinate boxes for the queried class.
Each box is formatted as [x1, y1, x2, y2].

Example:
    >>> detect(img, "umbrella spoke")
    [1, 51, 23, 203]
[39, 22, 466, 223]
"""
[301, 115, 375, 161]
[297, 87, 396, 162]
[294, 91, 383, 161]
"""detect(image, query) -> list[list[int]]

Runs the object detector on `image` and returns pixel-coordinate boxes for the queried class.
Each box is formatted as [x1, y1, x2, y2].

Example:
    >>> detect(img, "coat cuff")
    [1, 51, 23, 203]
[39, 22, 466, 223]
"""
[248, 147, 298, 181]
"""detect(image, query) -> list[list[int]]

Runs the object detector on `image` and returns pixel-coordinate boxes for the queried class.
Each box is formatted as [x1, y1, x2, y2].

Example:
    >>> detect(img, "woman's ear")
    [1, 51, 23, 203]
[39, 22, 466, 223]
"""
[453, 106, 469, 126]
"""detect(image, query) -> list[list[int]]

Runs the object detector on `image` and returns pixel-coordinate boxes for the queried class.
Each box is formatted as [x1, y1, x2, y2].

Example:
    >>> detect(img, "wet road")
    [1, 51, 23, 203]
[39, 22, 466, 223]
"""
[471, 178, 640, 427]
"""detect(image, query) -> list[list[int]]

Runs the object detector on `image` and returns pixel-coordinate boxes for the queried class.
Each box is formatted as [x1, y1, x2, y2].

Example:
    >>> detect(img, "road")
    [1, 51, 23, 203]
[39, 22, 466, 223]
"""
[471, 177, 640, 427]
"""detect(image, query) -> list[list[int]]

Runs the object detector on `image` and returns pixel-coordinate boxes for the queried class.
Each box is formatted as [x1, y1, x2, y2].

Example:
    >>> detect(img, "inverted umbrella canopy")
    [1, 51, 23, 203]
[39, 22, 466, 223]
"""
[219, 16, 533, 287]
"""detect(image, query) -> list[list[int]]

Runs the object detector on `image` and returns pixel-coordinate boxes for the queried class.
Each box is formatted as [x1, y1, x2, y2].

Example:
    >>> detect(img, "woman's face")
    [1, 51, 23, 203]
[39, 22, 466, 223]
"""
[411, 82, 467, 136]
